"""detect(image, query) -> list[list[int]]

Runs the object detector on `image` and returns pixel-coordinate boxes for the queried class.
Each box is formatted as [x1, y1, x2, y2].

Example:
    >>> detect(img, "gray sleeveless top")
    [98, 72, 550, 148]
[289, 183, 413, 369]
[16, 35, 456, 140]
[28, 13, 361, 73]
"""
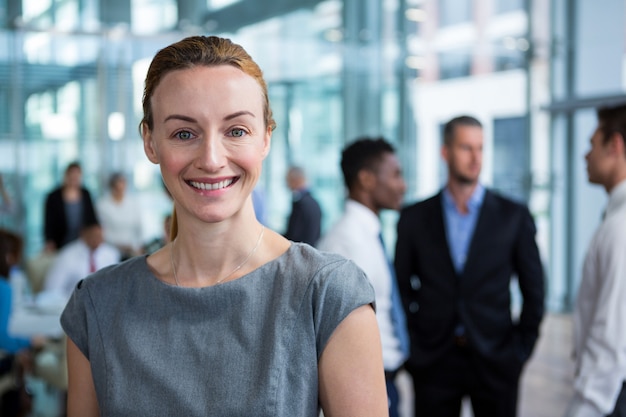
[61, 243, 375, 417]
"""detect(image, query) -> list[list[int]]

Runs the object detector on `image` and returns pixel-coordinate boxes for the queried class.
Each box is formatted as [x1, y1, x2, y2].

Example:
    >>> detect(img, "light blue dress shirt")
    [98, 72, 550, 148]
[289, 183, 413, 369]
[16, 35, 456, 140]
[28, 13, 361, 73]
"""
[442, 184, 485, 274]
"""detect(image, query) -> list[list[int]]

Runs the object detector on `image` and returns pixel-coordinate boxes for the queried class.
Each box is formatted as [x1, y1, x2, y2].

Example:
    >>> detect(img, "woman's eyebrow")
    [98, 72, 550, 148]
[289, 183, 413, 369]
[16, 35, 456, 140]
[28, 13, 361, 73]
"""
[224, 111, 255, 121]
[163, 112, 255, 123]
[164, 114, 197, 123]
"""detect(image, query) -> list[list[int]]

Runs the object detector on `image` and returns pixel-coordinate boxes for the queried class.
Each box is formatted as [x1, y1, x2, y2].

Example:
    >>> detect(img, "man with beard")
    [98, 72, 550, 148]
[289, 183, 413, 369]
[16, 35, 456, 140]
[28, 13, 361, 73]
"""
[394, 115, 545, 417]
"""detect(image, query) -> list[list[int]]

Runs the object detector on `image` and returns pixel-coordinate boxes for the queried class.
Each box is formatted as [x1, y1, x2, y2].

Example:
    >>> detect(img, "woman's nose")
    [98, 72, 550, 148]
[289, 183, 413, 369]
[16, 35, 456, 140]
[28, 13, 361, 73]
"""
[195, 135, 227, 171]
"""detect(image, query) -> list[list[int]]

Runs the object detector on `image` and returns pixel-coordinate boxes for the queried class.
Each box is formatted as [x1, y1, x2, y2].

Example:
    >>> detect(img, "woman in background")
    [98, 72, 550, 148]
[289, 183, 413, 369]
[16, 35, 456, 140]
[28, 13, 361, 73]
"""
[62, 36, 387, 416]
[96, 172, 143, 260]
[43, 162, 98, 252]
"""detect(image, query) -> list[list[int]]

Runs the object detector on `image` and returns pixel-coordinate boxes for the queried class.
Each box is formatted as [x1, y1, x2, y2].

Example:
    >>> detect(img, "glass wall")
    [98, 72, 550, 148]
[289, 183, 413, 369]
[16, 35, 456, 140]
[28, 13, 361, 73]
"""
[2, 0, 626, 313]
[0, 28, 182, 255]
[1, 0, 408, 257]
[547, 0, 626, 310]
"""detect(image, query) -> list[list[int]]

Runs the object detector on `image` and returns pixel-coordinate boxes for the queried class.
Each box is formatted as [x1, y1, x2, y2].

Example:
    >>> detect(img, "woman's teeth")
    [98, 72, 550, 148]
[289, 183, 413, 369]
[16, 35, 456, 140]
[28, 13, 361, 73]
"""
[189, 179, 234, 190]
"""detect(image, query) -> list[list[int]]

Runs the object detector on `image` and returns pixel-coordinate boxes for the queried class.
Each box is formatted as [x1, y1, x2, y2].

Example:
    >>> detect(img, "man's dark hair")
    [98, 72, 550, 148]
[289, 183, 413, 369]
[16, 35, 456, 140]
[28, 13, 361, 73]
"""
[340, 137, 395, 191]
[597, 104, 626, 154]
[81, 218, 101, 231]
[443, 115, 482, 146]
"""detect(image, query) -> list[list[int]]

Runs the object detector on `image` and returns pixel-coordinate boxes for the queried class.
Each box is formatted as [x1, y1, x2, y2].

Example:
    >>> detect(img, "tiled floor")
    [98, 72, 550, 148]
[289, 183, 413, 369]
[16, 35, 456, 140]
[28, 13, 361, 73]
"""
[396, 313, 575, 417]
[29, 314, 574, 417]
[518, 313, 574, 417]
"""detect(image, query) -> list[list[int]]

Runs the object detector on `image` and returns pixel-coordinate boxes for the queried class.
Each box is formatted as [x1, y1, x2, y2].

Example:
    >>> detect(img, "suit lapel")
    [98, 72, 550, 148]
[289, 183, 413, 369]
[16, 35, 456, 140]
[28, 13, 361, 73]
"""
[431, 192, 458, 278]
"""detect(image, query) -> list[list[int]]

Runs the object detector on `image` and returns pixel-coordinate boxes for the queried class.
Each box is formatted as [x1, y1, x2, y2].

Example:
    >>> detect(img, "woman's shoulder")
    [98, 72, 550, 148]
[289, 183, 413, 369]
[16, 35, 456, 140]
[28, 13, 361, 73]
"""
[76, 255, 149, 293]
[282, 242, 354, 271]
[278, 243, 370, 291]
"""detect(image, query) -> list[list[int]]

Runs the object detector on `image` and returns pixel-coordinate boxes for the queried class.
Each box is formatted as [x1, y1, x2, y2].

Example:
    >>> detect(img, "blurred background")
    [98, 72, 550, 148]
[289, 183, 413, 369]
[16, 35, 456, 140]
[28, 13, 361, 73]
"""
[0, 0, 622, 317]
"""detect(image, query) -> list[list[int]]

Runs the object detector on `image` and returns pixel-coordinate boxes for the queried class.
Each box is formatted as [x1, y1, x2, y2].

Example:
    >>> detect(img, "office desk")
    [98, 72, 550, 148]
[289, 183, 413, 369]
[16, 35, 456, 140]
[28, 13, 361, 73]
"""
[9, 304, 64, 338]
[9, 301, 68, 391]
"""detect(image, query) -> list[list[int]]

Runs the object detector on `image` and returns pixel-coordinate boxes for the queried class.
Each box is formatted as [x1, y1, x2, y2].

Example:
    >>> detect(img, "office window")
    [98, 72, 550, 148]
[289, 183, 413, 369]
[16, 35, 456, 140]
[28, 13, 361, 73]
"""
[494, 40, 526, 72]
[438, 49, 472, 80]
[492, 116, 530, 202]
[0, 34, 9, 136]
[55, 0, 80, 31]
[438, 123, 447, 186]
[494, 52, 525, 71]
[208, 0, 242, 10]
[22, 0, 53, 24]
[439, 0, 472, 27]
[132, 0, 177, 34]
[495, 0, 525, 14]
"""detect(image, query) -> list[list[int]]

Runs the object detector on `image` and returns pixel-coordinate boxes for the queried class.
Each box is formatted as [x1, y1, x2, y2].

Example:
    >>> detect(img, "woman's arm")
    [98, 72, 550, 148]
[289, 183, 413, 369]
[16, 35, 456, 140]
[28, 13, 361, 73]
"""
[67, 337, 100, 417]
[318, 304, 388, 417]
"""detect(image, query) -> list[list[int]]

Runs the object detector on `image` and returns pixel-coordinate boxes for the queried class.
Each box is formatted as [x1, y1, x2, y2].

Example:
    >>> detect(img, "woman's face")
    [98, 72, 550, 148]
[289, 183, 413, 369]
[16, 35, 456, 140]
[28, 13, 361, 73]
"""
[64, 166, 82, 188]
[143, 65, 271, 225]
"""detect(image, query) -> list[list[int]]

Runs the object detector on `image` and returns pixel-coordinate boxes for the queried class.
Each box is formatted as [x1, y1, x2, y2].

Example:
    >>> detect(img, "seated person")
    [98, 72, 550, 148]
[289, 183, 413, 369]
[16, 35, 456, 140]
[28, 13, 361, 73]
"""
[1, 229, 47, 411]
[0, 228, 46, 355]
[43, 221, 120, 302]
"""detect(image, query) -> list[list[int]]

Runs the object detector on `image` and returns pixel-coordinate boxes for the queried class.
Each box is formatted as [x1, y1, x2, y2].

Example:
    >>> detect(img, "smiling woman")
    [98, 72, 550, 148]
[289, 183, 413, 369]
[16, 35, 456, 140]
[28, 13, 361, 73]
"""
[60, 36, 388, 417]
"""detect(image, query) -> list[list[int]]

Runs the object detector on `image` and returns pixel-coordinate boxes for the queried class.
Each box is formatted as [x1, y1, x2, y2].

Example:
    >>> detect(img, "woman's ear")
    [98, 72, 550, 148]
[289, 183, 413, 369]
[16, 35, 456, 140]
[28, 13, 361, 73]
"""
[261, 127, 272, 159]
[142, 124, 159, 164]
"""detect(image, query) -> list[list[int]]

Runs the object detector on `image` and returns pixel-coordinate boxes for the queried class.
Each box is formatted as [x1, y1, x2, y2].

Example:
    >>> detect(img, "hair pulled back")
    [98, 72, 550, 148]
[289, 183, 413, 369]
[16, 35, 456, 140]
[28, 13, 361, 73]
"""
[139, 36, 276, 134]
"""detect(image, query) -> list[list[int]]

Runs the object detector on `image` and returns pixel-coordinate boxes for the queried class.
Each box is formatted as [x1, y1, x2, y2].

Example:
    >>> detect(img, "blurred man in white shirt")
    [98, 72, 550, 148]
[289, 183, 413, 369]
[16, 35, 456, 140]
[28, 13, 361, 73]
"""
[565, 103, 626, 417]
[44, 221, 120, 301]
[317, 137, 409, 417]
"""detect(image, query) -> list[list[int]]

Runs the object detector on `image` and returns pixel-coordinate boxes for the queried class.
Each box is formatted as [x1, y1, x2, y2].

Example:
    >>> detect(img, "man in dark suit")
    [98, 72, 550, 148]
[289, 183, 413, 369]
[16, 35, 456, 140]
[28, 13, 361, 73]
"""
[284, 166, 322, 246]
[394, 115, 545, 417]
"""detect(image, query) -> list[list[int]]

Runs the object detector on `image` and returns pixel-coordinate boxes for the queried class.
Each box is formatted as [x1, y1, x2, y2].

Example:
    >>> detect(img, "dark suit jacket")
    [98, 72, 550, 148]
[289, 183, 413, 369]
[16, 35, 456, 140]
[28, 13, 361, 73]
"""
[394, 189, 544, 381]
[44, 187, 98, 250]
[284, 190, 322, 246]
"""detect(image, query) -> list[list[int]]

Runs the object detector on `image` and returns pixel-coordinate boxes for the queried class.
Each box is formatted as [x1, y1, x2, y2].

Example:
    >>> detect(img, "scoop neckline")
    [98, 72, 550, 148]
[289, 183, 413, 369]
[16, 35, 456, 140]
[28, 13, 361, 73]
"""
[142, 242, 297, 289]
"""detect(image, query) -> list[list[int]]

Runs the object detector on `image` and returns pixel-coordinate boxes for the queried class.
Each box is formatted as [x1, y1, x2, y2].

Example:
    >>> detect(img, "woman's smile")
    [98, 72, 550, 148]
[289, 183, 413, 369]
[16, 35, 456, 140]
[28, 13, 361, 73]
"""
[187, 177, 238, 192]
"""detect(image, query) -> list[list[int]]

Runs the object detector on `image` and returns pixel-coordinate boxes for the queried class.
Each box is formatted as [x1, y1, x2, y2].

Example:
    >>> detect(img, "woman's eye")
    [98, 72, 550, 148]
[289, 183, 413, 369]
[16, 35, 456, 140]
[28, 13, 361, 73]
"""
[230, 128, 246, 138]
[175, 130, 193, 140]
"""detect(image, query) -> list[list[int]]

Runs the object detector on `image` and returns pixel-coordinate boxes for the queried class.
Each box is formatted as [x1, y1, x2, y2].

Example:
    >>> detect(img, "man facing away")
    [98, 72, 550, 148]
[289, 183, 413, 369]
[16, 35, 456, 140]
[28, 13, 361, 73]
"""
[317, 137, 409, 417]
[283, 166, 322, 246]
[564, 104, 626, 417]
[394, 115, 545, 417]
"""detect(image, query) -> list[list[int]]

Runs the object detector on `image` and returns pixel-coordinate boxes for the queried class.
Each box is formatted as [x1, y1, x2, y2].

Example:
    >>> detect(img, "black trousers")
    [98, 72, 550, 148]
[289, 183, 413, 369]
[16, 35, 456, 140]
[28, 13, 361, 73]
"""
[608, 382, 626, 417]
[409, 344, 522, 417]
